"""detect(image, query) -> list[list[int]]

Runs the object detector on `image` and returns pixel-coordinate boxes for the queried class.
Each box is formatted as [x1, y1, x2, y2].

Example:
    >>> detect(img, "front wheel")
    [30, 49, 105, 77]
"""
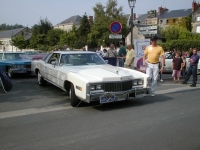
[37, 71, 47, 86]
[7, 67, 14, 78]
[69, 83, 80, 107]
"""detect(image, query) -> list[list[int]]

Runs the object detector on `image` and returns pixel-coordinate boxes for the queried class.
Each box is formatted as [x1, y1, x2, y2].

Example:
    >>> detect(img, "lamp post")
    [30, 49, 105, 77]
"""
[128, 0, 136, 45]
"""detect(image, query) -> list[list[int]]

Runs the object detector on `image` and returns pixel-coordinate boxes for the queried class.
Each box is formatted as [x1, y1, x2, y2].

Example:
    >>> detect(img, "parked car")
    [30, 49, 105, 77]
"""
[31, 51, 150, 107]
[24, 51, 47, 60]
[164, 52, 200, 74]
[0, 52, 32, 78]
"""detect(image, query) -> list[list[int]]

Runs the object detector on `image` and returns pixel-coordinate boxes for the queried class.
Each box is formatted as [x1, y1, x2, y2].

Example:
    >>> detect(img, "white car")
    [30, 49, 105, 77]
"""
[31, 51, 150, 107]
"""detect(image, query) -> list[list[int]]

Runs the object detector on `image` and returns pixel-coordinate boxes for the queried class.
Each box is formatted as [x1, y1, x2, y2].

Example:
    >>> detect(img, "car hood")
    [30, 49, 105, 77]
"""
[3, 59, 31, 64]
[63, 64, 147, 83]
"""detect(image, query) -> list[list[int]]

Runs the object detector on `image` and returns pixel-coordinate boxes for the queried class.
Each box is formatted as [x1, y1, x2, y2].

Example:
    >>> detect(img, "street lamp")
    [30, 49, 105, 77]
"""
[128, 0, 136, 45]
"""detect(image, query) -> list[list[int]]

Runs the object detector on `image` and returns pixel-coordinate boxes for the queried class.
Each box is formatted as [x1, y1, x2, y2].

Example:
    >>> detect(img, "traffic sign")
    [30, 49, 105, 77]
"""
[109, 34, 122, 39]
[139, 26, 157, 31]
[138, 30, 157, 35]
[110, 22, 122, 34]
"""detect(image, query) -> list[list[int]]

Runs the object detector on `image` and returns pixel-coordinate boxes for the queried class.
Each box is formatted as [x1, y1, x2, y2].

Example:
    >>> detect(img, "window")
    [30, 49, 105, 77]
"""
[166, 19, 169, 24]
[160, 20, 163, 24]
[197, 17, 200, 21]
[196, 26, 200, 33]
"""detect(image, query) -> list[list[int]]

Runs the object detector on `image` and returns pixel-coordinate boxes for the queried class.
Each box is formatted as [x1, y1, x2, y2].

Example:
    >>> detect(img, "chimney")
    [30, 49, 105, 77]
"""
[133, 13, 136, 20]
[88, 16, 93, 23]
[158, 6, 166, 15]
[192, 1, 198, 12]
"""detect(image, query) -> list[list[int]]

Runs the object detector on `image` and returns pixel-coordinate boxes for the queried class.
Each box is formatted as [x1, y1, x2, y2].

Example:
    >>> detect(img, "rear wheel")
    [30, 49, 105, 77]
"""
[7, 67, 14, 78]
[37, 71, 47, 86]
[69, 83, 80, 107]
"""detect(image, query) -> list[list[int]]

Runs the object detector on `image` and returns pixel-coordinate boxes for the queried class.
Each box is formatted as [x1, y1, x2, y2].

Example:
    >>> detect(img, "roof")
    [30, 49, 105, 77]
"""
[136, 8, 192, 24]
[57, 15, 83, 25]
[0, 28, 25, 38]
[158, 8, 192, 19]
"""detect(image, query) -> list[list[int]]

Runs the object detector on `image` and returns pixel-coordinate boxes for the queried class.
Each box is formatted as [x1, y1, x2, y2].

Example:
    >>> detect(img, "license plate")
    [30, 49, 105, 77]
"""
[100, 93, 115, 103]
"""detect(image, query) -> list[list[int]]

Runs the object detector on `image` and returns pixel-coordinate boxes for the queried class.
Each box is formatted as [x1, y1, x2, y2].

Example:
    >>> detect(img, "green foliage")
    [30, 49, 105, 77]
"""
[29, 18, 53, 51]
[0, 23, 24, 31]
[158, 40, 200, 51]
[46, 28, 64, 46]
[11, 36, 28, 50]
[77, 13, 91, 45]
[88, 0, 129, 47]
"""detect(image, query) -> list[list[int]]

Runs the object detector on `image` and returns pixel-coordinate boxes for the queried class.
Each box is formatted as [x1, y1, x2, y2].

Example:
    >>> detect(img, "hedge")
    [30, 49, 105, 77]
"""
[158, 40, 200, 52]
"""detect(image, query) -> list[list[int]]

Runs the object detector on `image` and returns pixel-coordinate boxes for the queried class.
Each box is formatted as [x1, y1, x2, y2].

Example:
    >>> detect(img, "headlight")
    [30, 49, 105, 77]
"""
[90, 84, 102, 91]
[90, 85, 95, 91]
[96, 85, 102, 90]
[133, 80, 138, 86]
[137, 79, 143, 85]
[133, 79, 143, 86]
[11, 65, 16, 69]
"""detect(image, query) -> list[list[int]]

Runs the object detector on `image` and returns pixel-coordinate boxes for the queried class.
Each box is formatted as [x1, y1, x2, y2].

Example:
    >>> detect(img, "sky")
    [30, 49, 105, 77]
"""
[0, 0, 196, 27]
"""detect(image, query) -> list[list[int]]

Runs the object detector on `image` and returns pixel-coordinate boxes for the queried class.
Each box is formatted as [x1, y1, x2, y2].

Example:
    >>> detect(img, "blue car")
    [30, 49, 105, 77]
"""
[0, 52, 32, 78]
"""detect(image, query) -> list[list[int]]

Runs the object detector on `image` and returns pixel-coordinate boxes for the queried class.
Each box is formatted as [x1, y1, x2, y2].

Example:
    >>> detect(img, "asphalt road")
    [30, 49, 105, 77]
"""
[0, 74, 200, 150]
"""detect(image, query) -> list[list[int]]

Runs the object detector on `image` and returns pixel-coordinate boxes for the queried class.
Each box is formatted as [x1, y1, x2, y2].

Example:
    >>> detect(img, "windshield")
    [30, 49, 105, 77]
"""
[4, 53, 25, 60]
[60, 53, 106, 66]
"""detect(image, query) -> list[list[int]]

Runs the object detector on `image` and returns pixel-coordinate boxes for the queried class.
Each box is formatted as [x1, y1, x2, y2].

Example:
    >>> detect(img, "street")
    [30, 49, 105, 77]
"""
[0, 74, 200, 150]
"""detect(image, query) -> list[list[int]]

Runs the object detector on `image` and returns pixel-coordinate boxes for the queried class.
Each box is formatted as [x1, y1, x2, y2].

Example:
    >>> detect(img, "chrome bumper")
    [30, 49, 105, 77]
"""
[10, 68, 31, 74]
[86, 87, 150, 103]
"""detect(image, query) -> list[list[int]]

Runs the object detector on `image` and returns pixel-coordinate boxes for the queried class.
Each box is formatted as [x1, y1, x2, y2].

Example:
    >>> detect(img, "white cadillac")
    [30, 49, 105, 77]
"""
[31, 51, 150, 107]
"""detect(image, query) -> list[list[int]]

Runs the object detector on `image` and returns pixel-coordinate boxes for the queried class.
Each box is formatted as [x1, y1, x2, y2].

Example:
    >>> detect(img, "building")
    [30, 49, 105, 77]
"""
[126, 1, 200, 44]
[0, 27, 32, 51]
[192, 2, 200, 33]
[54, 15, 83, 31]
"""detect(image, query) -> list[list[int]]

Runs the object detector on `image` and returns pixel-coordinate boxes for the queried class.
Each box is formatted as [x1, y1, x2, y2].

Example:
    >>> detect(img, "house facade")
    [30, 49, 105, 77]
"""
[0, 27, 32, 51]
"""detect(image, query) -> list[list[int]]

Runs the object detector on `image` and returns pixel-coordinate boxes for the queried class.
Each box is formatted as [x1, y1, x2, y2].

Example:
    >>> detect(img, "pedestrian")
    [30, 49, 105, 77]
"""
[124, 44, 135, 69]
[96, 46, 103, 56]
[143, 34, 165, 96]
[82, 47, 86, 51]
[189, 47, 193, 57]
[102, 49, 107, 57]
[172, 51, 183, 83]
[118, 41, 126, 67]
[107, 43, 117, 58]
[64, 45, 70, 51]
[182, 48, 199, 87]
[181, 56, 186, 79]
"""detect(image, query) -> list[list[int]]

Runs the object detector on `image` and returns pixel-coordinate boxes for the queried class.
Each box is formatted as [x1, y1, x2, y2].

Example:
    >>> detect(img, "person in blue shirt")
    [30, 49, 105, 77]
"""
[182, 48, 199, 87]
[118, 41, 126, 67]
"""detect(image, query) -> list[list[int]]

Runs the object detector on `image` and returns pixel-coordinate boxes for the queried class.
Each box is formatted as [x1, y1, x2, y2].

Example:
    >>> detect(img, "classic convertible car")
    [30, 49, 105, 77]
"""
[31, 51, 150, 107]
[0, 52, 32, 78]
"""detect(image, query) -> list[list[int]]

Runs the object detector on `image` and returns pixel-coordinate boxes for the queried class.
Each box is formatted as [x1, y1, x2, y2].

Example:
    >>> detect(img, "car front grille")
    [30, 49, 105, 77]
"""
[103, 80, 132, 92]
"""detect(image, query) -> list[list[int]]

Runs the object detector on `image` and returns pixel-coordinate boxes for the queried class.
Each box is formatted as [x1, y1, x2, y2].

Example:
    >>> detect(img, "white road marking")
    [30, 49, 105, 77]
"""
[0, 86, 200, 119]
[0, 105, 72, 119]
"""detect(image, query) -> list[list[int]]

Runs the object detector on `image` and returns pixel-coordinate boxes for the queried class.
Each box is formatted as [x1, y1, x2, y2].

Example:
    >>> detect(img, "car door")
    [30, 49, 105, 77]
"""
[164, 53, 173, 72]
[45, 53, 61, 85]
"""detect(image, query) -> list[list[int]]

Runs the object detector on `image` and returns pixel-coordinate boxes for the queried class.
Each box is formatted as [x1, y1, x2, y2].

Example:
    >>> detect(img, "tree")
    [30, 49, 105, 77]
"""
[88, 0, 129, 47]
[168, 15, 192, 32]
[46, 28, 64, 46]
[77, 13, 91, 46]
[11, 36, 28, 50]
[29, 18, 53, 50]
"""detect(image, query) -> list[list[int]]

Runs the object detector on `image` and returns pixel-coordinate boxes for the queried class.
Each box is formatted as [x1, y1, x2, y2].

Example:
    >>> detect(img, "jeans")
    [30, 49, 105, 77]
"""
[146, 62, 159, 94]
[184, 65, 198, 85]
[118, 58, 124, 67]
[181, 68, 186, 79]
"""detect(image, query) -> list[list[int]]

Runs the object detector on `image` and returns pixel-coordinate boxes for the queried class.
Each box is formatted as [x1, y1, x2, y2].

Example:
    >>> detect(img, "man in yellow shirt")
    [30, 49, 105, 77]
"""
[143, 34, 165, 96]
[124, 44, 135, 69]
